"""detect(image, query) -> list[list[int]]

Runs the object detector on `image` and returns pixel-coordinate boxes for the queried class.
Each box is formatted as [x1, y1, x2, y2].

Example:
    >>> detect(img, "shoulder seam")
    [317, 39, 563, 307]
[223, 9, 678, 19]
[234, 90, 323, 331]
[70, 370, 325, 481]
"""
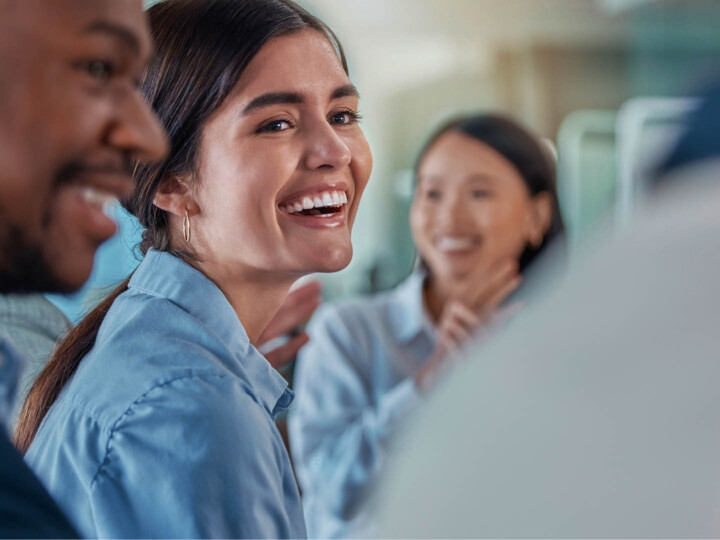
[88, 372, 228, 491]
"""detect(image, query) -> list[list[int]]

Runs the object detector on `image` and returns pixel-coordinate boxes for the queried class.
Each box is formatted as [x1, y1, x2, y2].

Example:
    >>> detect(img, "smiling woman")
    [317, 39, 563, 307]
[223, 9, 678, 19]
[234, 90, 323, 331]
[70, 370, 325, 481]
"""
[14, 0, 371, 538]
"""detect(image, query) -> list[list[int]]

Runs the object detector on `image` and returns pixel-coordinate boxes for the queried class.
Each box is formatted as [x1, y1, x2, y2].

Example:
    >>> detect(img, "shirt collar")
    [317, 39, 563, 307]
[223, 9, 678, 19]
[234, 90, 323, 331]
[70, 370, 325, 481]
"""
[129, 249, 291, 416]
[387, 270, 434, 344]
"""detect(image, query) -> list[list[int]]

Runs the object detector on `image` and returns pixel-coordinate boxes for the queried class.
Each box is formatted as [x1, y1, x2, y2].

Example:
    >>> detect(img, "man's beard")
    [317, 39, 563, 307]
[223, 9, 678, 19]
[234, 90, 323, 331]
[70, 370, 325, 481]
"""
[0, 159, 87, 294]
[0, 216, 73, 294]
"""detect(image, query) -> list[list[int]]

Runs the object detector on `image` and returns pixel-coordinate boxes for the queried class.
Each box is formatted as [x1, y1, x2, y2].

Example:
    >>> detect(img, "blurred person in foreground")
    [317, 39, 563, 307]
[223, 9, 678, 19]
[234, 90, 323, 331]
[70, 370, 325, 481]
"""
[0, 0, 168, 536]
[378, 83, 720, 538]
[289, 114, 565, 538]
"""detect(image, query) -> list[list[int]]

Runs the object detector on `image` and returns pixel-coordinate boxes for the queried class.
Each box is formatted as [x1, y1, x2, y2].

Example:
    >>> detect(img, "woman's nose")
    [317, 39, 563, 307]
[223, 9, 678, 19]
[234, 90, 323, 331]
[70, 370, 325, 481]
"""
[303, 120, 352, 171]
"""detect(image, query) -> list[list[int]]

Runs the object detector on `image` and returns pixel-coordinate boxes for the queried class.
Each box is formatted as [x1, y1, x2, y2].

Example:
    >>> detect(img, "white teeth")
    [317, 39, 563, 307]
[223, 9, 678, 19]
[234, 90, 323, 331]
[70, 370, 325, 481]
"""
[78, 186, 117, 208]
[281, 190, 349, 214]
[437, 236, 476, 252]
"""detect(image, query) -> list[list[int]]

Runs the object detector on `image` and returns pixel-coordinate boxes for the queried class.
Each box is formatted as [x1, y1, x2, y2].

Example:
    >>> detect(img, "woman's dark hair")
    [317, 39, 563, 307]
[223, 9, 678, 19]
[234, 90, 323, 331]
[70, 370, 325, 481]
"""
[414, 113, 565, 273]
[15, 0, 347, 454]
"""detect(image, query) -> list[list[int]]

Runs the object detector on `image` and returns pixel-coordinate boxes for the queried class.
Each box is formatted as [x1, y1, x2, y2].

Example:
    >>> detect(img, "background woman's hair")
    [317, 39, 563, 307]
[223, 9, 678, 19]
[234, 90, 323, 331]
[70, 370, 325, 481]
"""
[15, 0, 347, 454]
[413, 113, 566, 273]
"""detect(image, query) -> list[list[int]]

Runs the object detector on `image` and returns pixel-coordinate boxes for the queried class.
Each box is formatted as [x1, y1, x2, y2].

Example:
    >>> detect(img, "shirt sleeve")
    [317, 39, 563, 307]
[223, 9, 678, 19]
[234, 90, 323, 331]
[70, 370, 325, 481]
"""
[289, 304, 422, 522]
[89, 373, 300, 539]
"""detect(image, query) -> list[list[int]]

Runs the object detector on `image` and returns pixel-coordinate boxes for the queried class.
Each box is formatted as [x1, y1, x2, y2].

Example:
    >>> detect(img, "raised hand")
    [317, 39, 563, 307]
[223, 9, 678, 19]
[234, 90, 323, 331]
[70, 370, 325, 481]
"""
[415, 259, 522, 391]
[258, 280, 322, 370]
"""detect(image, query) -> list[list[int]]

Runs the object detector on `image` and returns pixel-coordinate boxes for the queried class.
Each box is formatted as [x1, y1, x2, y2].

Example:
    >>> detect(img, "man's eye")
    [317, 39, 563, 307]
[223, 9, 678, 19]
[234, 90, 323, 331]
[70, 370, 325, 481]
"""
[258, 119, 292, 133]
[79, 60, 114, 82]
[427, 190, 442, 200]
[472, 189, 491, 199]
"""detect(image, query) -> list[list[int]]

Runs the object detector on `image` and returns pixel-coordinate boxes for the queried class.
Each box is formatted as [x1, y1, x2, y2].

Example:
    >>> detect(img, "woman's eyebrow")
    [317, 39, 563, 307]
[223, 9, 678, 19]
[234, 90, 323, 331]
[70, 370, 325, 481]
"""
[467, 174, 494, 183]
[331, 84, 360, 100]
[241, 92, 304, 116]
[241, 85, 360, 116]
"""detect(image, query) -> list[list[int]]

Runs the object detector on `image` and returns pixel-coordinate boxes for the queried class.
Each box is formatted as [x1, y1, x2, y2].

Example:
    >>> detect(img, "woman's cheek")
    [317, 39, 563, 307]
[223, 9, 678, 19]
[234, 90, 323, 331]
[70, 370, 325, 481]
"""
[349, 135, 372, 180]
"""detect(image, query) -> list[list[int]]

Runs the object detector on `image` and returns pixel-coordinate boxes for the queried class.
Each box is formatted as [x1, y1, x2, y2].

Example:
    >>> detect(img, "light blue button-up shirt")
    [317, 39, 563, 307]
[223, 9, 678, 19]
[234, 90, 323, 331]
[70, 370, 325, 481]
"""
[26, 250, 306, 539]
[288, 271, 433, 538]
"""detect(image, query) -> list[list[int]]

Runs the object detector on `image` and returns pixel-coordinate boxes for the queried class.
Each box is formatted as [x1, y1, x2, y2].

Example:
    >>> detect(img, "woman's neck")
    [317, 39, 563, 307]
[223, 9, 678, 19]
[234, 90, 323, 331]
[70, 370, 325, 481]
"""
[197, 260, 294, 344]
[423, 274, 455, 324]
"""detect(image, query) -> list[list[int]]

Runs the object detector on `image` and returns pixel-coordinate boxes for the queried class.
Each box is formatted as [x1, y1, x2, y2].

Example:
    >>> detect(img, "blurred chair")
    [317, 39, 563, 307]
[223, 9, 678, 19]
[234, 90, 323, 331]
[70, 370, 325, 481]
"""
[557, 98, 698, 247]
[615, 97, 698, 224]
[556, 110, 618, 247]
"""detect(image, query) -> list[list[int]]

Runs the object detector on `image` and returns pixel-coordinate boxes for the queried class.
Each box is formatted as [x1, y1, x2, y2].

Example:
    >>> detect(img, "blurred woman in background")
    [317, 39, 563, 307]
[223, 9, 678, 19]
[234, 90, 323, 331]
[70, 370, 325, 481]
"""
[289, 113, 565, 538]
[14, 0, 371, 537]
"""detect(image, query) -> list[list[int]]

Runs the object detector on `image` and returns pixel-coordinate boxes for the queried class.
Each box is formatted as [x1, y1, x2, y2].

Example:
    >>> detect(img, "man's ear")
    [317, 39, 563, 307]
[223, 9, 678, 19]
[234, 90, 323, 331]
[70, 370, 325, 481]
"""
[152, 177, 199, 217]
[527, 192, 553, 248]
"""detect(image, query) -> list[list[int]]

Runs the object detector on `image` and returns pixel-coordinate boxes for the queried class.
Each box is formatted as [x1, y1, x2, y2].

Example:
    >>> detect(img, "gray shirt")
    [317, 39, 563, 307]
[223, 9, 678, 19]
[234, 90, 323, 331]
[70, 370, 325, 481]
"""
[0, 294, 69, 425]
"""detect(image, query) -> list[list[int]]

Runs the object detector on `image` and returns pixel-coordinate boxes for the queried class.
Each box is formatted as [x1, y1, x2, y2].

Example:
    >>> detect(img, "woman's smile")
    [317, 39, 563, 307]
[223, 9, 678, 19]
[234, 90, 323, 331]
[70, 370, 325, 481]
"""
[278, 183, 350, 228]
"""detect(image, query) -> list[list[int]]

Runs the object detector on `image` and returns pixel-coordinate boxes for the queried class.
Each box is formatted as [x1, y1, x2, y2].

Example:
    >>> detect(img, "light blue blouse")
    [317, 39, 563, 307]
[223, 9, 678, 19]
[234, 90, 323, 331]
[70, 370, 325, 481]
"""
[288, 272, 434, 538]
[25, 250, 306, 539]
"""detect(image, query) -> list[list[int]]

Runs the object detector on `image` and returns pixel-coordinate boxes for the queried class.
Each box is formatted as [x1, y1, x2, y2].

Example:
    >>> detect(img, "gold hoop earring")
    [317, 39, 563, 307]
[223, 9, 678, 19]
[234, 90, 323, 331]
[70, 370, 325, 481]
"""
[182, 209, 191, 243]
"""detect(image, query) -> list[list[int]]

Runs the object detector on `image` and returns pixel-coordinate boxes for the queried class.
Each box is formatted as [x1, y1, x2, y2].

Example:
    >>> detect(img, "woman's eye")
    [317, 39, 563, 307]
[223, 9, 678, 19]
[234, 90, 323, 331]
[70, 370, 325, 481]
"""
[258, 119, 292, 133]
[427, 190, 442, 200]
[329, 110, 360, 125]
[80, 60, 114, 82]
[472, 189, 491, 199]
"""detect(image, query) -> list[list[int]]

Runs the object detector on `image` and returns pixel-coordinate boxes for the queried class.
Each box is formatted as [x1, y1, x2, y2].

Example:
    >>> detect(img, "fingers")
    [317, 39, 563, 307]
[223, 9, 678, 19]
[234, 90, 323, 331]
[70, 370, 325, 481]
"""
[287, 279, 322, 304]
[437, 301, 481, 349]
[264, 332, 310, 370]
[258, 281, 322, 344]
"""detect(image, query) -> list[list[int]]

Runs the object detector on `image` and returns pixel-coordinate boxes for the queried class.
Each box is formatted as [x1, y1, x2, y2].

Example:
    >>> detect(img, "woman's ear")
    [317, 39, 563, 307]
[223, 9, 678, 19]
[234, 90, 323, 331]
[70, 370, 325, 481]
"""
[152, 177, 199, 217]
[527, 192, 553, 248]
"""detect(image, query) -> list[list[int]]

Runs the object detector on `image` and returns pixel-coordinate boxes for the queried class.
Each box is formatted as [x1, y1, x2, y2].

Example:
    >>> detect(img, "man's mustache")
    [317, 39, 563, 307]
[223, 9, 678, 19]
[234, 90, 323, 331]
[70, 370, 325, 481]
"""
[55, 157, 133, 187]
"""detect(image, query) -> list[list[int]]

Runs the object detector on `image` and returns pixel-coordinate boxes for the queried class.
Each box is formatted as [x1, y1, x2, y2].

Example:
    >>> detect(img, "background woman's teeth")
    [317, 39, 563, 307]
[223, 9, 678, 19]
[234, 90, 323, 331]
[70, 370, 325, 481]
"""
[341, 192, 348, 204]
[438, 237, 474, 250]
[294, 202, 303, 212]
[313, 196, 323, 207]
[331, 192, 341, 205]
[302, 197, 313, 210]
[322, 193, 333, 206]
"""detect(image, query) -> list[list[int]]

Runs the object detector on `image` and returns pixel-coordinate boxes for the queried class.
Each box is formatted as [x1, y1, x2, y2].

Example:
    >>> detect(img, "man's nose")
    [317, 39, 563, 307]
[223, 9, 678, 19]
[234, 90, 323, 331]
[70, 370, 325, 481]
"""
[107, 90, 169, 165]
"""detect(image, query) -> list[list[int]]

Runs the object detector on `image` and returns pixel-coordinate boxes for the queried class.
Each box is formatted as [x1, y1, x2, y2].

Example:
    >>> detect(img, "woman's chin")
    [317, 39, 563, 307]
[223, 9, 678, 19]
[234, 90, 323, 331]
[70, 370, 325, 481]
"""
[307, 244, 353, 274]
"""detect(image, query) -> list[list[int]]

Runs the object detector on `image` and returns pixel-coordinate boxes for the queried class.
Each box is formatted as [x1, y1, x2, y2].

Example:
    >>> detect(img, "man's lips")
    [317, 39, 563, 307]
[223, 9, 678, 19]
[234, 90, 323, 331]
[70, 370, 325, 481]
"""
[59, 170, 133, 243]
[66, 169, 134, 201]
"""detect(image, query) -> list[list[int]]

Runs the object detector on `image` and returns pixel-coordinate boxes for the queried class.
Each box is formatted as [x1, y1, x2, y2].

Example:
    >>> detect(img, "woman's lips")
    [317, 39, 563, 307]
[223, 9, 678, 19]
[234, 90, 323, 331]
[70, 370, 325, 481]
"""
[435, 235, 480, 253]
[278, 198, 348, 229]
[279, 188, 348, 215]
